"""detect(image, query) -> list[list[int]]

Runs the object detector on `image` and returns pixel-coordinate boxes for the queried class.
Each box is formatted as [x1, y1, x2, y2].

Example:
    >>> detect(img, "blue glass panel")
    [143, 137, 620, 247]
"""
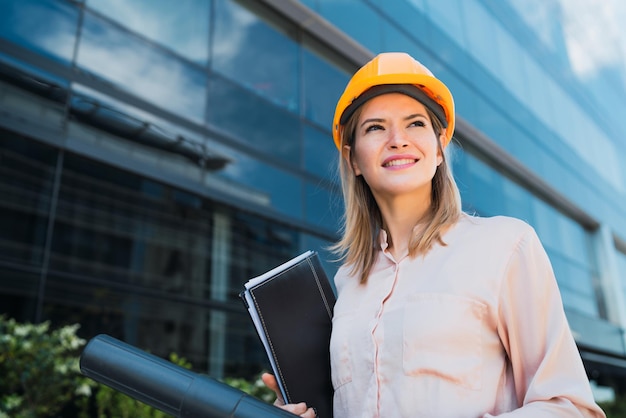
[302, 47, 350, 129]
[317, 0, 382, 53]
[217, 149, 303, 220]
[86, 0, 210, 65]
[212, 0, 298, 112]
[305, 182, 342, 232]
[0, 0, 78, 65]
[0, 131, 58, 267]
[424, 0, 467, 48]
[531, 197, 562, 252]
[617, 251, 626, 307]
[501, 177, 533, 224]
[374, 1, 432, 50]
[493, 25, 530, 106]
[207, 75, 300, 164]
[461, 0, 502, 78]
[465, 154, 505, 216]
[77, 10, 207, 123]
[303, 124, 338, 181]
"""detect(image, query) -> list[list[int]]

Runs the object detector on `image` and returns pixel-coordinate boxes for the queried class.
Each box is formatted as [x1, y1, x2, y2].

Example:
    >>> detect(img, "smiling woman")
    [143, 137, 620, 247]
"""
[263, 52, 607, 418]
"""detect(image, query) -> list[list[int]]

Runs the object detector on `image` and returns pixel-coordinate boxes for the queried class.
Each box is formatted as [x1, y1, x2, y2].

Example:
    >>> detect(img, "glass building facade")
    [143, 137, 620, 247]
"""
[1, 0, 625, 397]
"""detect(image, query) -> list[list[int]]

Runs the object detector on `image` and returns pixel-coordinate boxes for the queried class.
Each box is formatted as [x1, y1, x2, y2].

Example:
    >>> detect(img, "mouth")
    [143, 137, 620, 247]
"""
[382, 158, 418, 168]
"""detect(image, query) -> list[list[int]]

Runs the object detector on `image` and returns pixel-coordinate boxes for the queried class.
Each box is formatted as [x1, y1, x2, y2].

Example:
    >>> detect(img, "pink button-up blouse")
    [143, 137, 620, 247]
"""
[330, 214, 605, 417]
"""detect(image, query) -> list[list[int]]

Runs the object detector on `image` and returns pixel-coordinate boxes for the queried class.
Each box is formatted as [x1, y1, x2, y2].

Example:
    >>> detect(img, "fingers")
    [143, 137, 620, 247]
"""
[261, 372, 279, 391]
[279, 402, 316, 417]
[261, 373, 316, 417]
[261, 373, 285, 405]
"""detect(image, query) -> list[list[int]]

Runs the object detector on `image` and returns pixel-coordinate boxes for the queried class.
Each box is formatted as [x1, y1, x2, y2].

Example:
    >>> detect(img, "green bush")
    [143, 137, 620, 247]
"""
[0, 315, 274, 417]
[0, 315, 93, 418]
[222, 374, 276, 404]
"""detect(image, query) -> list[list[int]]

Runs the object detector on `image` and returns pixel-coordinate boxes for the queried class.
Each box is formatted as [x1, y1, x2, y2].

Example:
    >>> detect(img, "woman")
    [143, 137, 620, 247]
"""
[264, 52, 605, 417]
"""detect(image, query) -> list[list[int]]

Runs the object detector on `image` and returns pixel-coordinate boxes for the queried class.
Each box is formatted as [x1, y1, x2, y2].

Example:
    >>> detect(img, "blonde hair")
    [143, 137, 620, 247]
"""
[330, 104, 462, 283]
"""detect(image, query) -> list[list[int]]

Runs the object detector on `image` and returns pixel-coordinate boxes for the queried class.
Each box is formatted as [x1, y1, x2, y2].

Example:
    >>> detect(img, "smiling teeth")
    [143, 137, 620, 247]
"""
[384, 159, 416, 167]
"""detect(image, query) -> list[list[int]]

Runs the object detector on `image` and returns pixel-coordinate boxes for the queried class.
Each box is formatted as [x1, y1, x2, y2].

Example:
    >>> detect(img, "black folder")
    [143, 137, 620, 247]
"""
[240, 251, 336, 418]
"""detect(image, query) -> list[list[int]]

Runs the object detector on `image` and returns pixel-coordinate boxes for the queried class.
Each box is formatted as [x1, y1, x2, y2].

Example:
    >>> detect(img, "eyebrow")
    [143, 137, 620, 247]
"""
[360, 113, 428, 128]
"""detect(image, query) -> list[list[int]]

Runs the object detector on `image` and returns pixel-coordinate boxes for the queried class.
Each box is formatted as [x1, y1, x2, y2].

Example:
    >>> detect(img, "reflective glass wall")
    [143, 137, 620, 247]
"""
[1, 0, 626, 390]
[0, 0, 349, 378]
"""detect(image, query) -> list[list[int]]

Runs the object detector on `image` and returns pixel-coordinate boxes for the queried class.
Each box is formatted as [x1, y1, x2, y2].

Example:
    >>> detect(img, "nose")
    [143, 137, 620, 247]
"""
[387, 127, 409, 148]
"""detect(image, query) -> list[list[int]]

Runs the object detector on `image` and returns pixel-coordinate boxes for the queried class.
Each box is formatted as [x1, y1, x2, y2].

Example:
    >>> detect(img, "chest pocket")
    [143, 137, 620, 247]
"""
[403, 293, 486, 390]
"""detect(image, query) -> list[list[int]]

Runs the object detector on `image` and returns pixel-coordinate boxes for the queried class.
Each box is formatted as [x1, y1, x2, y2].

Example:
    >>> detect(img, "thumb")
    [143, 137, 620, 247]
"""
[261, 372, 284, 404]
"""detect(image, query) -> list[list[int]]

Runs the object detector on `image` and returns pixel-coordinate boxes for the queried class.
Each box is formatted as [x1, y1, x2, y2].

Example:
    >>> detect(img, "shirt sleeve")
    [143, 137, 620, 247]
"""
[484, 227, 605, 418]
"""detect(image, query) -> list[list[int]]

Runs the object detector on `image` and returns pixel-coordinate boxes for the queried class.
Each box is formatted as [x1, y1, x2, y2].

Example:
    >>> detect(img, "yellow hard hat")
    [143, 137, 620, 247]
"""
[332, 52, 455, 149]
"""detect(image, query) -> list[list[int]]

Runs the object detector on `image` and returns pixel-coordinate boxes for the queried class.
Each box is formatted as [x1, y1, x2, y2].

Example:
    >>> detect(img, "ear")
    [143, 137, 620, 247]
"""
[342, 145, 361, 175]
[436, 130, 446, 166]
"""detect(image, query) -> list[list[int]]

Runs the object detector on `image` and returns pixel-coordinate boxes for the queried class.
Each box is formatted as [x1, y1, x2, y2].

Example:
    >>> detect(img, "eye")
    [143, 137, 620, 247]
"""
[409, 119, 427, 128]
[364, 123, 384, 133]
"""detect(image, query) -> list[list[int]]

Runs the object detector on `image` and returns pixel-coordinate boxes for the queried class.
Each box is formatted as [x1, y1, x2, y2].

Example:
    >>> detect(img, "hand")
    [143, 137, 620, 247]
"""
[261, 373, 317, 417]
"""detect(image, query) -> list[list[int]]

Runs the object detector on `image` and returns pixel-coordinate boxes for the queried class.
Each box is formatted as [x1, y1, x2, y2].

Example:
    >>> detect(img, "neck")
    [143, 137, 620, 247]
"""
[375, 190, 432, 259]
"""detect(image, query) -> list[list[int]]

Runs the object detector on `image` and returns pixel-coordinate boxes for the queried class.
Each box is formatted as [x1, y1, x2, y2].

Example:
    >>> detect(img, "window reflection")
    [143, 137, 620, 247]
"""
[86, 0, 210, 65]
[0, 0, 78, 65]
[303, 124, 338, 181]
[69, 84, 229, 170]
[0, 131, 57, 267]
[302, 44, 350, 128]
[617, 250, 626, 314]
[0, 266, 40, 323]
[77, 9, 207, 123]
[212, 0, 298, 111]
[305, 182, 341, 233]
[217, 145, 303, 220]
[207, 75, 300, 164]
[42, 152, 301, 375]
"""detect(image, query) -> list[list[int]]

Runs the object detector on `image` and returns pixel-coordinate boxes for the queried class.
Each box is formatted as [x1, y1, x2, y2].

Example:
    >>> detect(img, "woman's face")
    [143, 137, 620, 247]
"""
[347, 93, 444, 202]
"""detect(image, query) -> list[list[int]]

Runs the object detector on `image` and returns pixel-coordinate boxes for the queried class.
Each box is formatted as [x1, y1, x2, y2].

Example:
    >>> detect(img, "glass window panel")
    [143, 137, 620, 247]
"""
[43, 275, 217, 373]
[547, 250, 598, 317]
[0, 266, 40, 323]
[617, 250, 626, 310]
[216, 149, 304, 220]
[42, 151, 303, 378]
[561, 290, 598, 318]
[378, 3, 432, 51]
[302, 42, 351, 129]
[0, 57, 69, 132]
[462, 1, 502, 78]
[77, 10, 207, 123]
[501, 177, 533, 224]
[531, 197, 561, 252]
[86, 0, 210, 64]
[424, 0, 467, 48]
[207, 75, 300, 164]
[303, 124, 338, 181]
[0, 131, 57, 267]
[0, 0, 78, 65]
[522, 56, 555, 127]
[212, 0, 298, 111]
[305, 182, 341, 232]
[317, 1, 382, 53]
[555, 215, 590, 264]
[67, 83, 221, 185]
[465, 153, 505, 216]
[494, 24, 529, 106]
